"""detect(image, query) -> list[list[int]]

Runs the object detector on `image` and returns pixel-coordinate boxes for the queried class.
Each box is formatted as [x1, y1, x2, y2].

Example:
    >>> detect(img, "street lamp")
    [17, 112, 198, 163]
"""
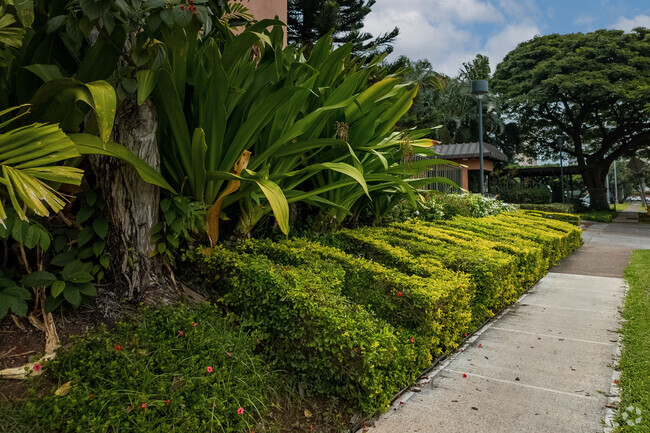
[472, 80, 488, 195]
[556, 137, 565, 203]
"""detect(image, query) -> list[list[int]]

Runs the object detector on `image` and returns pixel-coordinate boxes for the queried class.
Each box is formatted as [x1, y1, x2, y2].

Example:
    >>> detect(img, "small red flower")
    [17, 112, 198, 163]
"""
[464, 333, 468, 337]
[462, 373, 467, 378]
[164, 399, 171, 405]
[478, 343, 483, 348]
[409, 337, 414, 343]
[206, 366, 213, 373]
[178, 330, 184, 336]
[613, 379, 618, 384]
[180, 5, 184, 10]
[237, 407, 245, 415]
[193, 323, 198, 328]
[285, 267, 289, 271]
[114, 345, 121, 351]
[89, 394, 94, 398]
[397, 291, 402, 297]
[32, 363, 42, 372]
[141, 403, 147, 409]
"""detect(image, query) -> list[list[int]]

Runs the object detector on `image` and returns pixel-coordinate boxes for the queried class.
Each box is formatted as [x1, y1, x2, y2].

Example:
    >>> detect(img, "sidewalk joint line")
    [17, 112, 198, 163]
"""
[489, 327, 616, 346]
[446, 369, 596, 400]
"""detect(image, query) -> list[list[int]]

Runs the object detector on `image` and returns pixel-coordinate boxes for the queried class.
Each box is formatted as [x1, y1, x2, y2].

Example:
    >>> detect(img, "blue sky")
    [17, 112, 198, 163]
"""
[362, 0, 650, 76]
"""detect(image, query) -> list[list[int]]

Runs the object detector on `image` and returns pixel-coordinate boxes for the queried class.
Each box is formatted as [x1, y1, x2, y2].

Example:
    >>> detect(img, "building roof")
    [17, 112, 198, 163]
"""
[432, 142, 508, 162]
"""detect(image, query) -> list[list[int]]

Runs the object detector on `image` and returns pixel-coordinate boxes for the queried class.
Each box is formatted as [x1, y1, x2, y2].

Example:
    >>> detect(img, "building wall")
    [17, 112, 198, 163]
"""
[243, 0, 287, 44]
[458, 159, 494, 190]
[245, 0, 287, 24]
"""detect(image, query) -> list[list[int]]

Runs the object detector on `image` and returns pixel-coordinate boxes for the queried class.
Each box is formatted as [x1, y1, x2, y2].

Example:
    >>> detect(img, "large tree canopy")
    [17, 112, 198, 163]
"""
[288, 0, 398, 56]
[492, 28, 650, 209]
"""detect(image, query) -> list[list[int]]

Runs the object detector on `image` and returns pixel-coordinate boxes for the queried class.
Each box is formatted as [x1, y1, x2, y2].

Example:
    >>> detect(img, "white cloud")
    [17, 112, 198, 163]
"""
[482, 24, 540, 67]
[362, 0, 540, 76]
[573, 14, 595, 27]
[609, 14, 650, 32]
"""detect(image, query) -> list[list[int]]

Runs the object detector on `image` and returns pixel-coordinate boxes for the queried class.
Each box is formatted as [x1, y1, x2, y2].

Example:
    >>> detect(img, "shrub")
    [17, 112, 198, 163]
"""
[519, 203, 574, 213]
[498, 187, 552, 204]
[22, 304, 276, 433]
[520, 209, 581, 226]
[386, 193, 514, 223]
[182, 248, 423, 415]
[236, 238, 473, 358]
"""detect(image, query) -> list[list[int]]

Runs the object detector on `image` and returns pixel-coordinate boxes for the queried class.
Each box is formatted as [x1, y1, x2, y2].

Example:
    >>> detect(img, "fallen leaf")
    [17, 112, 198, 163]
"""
[55, 381, 72, 396]
[471, 407, 479, 411]
[304, 409, 312, 418]
[515, 377, 520, 381]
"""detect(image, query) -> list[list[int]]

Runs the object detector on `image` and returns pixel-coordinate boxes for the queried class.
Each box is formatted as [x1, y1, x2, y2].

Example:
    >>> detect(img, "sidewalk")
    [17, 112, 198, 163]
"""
[366, 222, 650, 433]
[612, 202, 639, 223]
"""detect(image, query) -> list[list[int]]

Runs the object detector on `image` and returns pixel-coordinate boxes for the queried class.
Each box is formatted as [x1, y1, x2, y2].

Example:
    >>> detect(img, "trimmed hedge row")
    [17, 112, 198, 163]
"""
[182, 213, 582, 415]
[520, 209, 581, 226]
[183, 247, 425, 415]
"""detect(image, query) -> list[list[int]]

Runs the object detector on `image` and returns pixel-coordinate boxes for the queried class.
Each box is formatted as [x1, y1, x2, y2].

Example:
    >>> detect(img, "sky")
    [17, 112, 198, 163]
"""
[361, 0, 650, 76]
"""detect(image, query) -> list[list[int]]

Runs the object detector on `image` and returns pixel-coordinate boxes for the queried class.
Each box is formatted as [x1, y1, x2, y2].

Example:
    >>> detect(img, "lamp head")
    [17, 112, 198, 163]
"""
[471, 80, 488, 99]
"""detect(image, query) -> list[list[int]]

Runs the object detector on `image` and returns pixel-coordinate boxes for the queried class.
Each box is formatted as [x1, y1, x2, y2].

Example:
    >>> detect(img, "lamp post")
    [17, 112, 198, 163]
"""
[472, 80, 488, 195]
[556, 137, 565, 203]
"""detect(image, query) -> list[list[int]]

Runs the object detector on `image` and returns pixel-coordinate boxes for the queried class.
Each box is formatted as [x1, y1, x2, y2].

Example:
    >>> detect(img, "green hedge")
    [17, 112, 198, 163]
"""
[182, 248, 423, 415]
[520, 209, 581, 226]
[180, 213, 582, 416]
[328, 227, 519, 325]
[236, 238, 473, 358]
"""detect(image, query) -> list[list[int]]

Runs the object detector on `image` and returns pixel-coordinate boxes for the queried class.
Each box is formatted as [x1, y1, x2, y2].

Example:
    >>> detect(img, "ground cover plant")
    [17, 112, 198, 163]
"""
[16, 305, 278, 433]
[615, 250, 650, 431]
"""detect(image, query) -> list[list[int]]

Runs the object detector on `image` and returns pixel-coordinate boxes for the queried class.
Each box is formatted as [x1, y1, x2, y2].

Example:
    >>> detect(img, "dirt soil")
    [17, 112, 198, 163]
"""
[0, 307, 110, 402]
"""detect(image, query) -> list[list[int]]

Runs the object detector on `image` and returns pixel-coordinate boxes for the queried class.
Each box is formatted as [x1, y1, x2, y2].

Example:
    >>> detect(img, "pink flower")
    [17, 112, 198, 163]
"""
[164, 399, 171, 405]
[114, 345, 121, 351]
[206, 366, 213, 373]
[32, 363, 42, 372]
[226, 352, 232, 357]
[464, 333, 468, 337]
[237, 407, 245, 415]
[178, 330, 184, 336]
[192, 323, 197, 328]
[409, 337, 414, 343]
[141, 403, 147, 409]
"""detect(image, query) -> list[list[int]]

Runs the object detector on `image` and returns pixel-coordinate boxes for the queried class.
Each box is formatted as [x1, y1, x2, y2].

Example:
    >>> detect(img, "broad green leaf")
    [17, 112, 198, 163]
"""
[77, 226, 94, 247]
[24, 64, 63, 82]
[136, 69, 158, 105]
[71, 133, 175, 192]
[21, 271, 56, 287]
[85, 80, 117, 143]
[51, 280, 65, 297]
[63, 286, 81, 307]
[93, 218, 108, 239]
[65, 272, 93, 284]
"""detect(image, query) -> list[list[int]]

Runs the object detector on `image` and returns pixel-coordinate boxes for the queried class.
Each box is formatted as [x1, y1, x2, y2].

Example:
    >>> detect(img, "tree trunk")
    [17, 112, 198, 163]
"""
[582, 164, 609, 210]
[90, 97, 175, 316]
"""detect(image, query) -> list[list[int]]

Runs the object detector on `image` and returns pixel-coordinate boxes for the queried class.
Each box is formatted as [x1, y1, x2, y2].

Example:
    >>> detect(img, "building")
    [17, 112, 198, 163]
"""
[431, 142, 508, 193]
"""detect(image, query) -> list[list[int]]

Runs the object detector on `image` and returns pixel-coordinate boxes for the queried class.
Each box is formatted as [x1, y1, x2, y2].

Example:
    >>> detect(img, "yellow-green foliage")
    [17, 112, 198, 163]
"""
[236, 238, 473, 358]
[183, 247, 423, 415]
[181, 213, 581, 416]
[520, 209, 581, 226]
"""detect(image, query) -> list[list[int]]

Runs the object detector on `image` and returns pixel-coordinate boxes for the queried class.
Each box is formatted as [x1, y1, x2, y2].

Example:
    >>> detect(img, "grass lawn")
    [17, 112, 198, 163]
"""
[611, 203, 631, 212]
[617, 250, 650, 431]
